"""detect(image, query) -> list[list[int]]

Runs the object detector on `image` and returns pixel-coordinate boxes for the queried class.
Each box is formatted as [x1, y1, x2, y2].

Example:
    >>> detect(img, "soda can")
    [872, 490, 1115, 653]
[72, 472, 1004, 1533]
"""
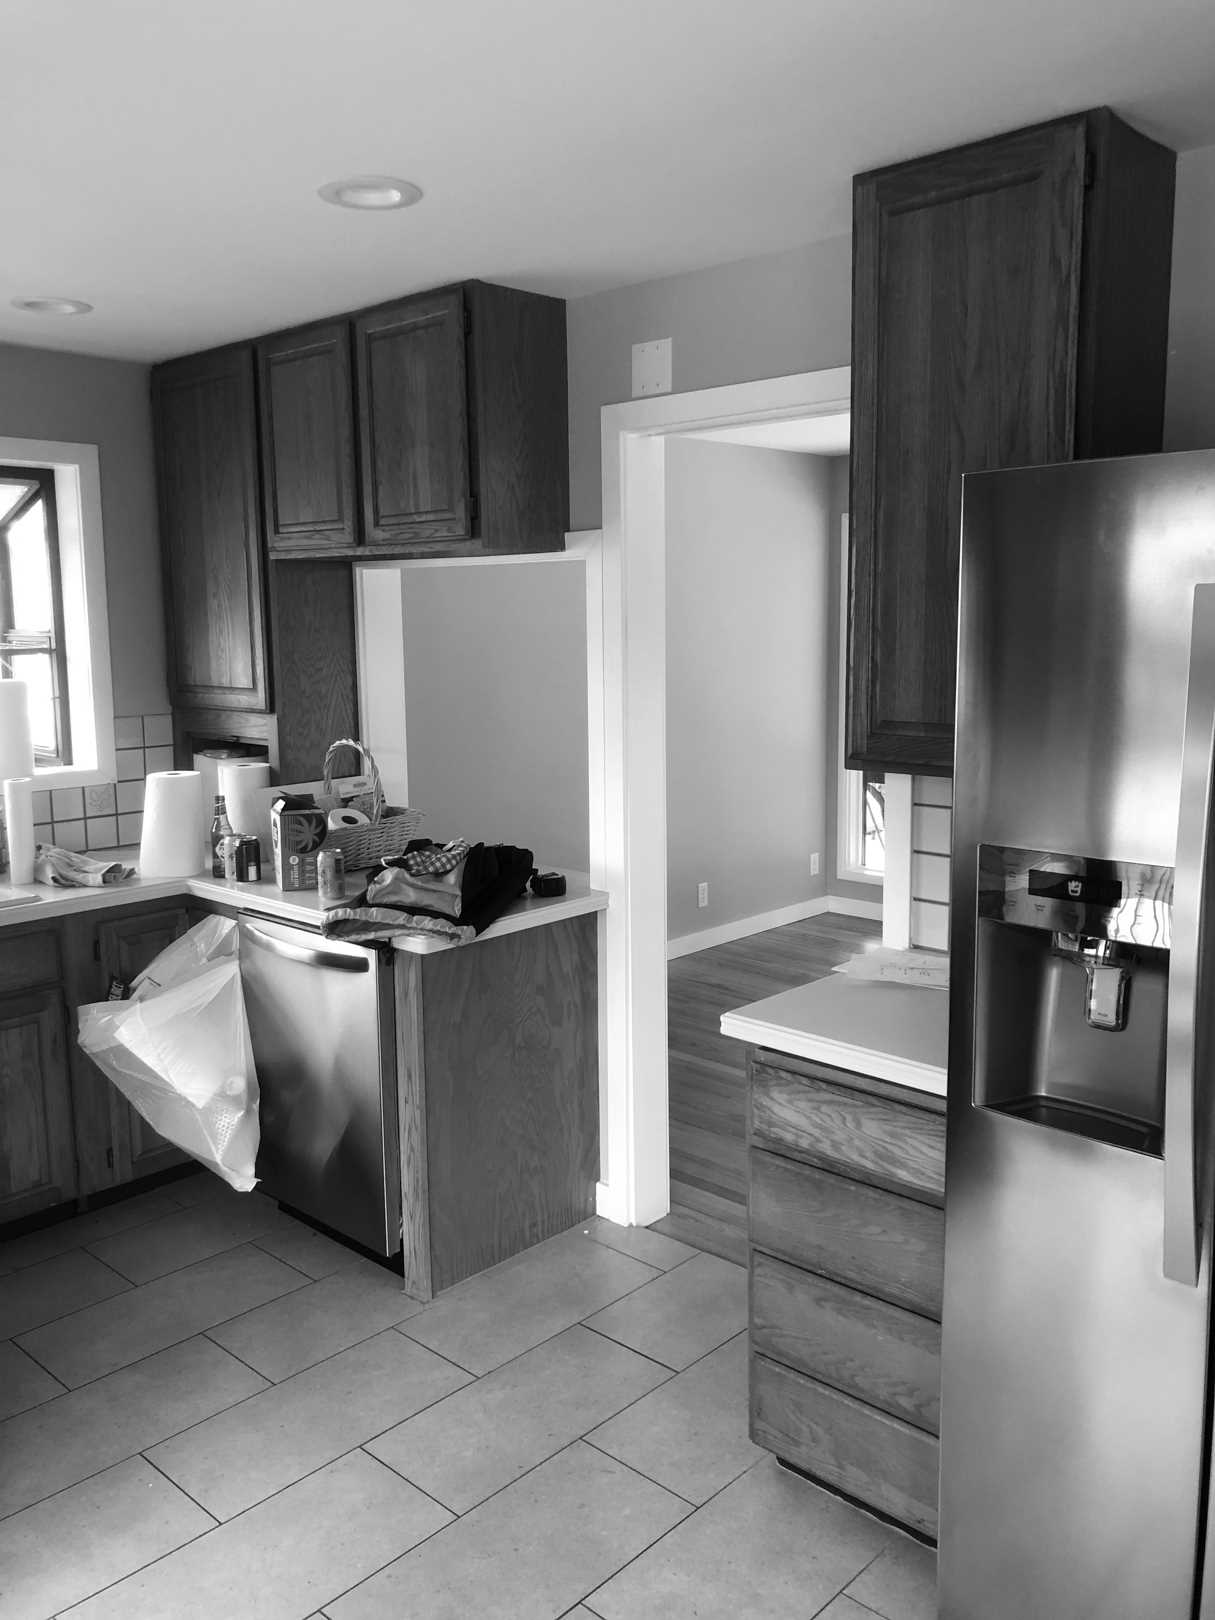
[234, 835, 261, 883]
[318, 846, 345, 904]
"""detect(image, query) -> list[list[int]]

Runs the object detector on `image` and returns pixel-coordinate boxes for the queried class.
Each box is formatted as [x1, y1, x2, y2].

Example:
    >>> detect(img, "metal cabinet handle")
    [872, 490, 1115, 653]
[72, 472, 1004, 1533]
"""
[1163, 584, 1215, 1285]
[241, 923, 370, 974]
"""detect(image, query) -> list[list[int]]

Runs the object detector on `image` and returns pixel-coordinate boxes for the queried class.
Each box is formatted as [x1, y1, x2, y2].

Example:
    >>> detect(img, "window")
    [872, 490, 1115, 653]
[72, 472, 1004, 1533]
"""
[837, 513, 884, 882]
[0, 439, 115, 788]
[0, 467, 72, 764]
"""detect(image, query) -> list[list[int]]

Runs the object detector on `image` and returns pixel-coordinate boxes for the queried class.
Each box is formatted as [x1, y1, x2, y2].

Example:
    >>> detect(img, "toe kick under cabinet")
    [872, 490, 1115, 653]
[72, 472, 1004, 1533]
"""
[747, 1048, 946, 1539]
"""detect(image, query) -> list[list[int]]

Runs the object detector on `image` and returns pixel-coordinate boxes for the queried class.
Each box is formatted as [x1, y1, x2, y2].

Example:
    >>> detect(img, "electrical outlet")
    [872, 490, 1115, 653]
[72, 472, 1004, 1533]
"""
[810, 852, 820, 876]
[697, 881, 709, 908]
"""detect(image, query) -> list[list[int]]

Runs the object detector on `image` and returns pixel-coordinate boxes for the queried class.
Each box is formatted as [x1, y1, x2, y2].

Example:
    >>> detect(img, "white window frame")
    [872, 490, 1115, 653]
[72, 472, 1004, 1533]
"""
[0, 438, 115, 787]
[836, 512, 882, 885]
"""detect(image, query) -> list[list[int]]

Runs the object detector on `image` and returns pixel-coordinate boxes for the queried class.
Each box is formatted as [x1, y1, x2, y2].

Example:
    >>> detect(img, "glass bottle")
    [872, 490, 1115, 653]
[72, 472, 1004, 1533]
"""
[210, 794, 234, 878]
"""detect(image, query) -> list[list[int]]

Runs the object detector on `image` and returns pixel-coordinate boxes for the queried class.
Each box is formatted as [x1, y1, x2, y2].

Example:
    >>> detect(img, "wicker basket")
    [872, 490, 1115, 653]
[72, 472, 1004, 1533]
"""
[320, 739, 423, 870]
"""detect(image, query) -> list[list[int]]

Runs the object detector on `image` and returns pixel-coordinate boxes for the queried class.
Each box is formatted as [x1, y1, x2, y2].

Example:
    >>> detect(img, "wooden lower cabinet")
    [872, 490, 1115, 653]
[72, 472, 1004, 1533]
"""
[93, 906, 195, 1182]
[747, 1047, 946, 1539]
[398, 912, 599, 1298]
[0, 987, 75, 1222]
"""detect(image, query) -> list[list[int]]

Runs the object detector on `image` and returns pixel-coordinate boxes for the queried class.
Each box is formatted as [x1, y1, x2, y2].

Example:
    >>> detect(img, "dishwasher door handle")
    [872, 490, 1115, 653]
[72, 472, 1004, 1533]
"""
[241, 923, 371, 973]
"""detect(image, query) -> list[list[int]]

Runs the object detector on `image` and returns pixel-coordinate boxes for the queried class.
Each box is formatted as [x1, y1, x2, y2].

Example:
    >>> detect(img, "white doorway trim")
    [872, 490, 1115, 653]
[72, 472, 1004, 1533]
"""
[593, 365, 852, 1226]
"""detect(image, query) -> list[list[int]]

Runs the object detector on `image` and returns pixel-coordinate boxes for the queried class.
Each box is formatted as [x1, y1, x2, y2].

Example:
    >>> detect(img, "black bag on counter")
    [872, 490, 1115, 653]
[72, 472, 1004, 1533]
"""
[321, 842, 535, 946]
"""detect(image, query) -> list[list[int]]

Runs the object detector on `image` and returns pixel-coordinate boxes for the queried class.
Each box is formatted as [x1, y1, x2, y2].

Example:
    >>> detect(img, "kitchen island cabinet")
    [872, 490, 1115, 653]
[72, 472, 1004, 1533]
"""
[748, 1049, 946, 1538]
[721, 975, 948, 1539]
[848, 107, 1176, 774]
[397, 911, 598, 1298]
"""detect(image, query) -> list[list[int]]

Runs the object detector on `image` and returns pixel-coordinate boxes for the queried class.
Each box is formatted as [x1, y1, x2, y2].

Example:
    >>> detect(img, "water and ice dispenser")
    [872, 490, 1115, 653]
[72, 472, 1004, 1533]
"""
[973, 845, 1174, 1155]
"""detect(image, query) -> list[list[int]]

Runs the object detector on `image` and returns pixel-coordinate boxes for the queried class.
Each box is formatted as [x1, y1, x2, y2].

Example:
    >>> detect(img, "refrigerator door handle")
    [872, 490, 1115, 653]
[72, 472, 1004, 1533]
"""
[1163, 584, 1215, 1286]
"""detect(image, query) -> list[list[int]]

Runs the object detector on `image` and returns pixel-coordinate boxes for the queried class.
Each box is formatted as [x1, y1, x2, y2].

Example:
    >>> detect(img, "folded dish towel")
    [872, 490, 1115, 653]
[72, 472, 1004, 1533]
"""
[35, 844, 136, 888]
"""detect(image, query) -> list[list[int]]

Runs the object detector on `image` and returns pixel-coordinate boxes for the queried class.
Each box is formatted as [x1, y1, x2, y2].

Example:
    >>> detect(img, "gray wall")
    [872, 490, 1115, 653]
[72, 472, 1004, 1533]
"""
[400, 560, 590, 872]
[665, 438, 832, 941]
[567, 234, 852, 530]
[1165, 143, 1215, 451]
[0, 342, 167, 716]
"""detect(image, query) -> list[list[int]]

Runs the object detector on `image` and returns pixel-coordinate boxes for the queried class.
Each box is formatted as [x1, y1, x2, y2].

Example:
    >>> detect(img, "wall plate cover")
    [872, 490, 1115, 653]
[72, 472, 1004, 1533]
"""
[632, 338, 672, 398]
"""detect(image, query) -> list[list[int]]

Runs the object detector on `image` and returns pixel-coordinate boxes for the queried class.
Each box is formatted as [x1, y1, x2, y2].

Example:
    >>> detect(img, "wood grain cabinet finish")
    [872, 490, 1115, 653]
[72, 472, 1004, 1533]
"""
[355, 280, 569, 557]
[397, 912, 598, 1299]
[747, 1048, 947, 1538]
[93, 906, 194, 1182]
[751, 1058, 945, 1205]
[0, 987, 75, 1222]
[258, 322, 357, 553]
[848, 107, 1176, 773]
[356, 290, 470, 547]
[752, 1353, 941, 1539]
[153, 345, 269, 712]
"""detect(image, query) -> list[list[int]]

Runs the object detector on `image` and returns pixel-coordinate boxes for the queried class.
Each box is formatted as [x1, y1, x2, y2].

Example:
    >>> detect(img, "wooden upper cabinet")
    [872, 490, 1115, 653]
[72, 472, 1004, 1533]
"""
[153, 346, 269, 711]
[354, 280, 569, 556]
[355, 290, 471, 546]
[258, 321, 358, 553]
[847, 109, 1176, 774]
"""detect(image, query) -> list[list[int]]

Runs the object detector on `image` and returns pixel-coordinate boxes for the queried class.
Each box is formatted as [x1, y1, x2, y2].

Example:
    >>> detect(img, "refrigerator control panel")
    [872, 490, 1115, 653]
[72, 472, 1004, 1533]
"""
[977, 844, 1173, 949]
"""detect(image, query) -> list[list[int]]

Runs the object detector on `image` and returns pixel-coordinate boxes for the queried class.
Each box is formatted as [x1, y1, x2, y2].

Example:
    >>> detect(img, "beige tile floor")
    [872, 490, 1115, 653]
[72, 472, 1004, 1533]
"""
[0, 1172, 938, 1620]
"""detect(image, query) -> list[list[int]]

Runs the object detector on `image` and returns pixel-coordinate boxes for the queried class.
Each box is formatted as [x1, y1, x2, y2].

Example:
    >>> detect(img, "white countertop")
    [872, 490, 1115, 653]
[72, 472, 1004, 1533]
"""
[0, 853, 607, 952]
[720, 973, 948, 1097]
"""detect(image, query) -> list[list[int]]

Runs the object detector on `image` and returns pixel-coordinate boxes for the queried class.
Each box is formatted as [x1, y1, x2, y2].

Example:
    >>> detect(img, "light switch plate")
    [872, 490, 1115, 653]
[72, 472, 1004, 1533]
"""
[632, 338, 672, 397]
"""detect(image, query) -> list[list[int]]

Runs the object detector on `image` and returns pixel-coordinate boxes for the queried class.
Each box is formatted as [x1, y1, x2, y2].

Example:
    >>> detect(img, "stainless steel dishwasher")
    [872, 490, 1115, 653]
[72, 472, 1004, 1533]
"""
[238, 916, 400, 1256]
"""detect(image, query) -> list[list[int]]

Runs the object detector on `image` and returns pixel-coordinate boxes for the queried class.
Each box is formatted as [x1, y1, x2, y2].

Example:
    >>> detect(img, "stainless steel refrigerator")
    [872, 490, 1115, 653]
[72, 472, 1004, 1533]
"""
[939, 449, 1215, 1619]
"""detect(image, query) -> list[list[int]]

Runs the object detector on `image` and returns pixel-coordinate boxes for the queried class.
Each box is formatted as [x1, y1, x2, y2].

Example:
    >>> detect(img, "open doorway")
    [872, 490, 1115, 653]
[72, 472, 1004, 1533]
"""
[653, 417, 883, 1257]
[591, 366, 883, 1228]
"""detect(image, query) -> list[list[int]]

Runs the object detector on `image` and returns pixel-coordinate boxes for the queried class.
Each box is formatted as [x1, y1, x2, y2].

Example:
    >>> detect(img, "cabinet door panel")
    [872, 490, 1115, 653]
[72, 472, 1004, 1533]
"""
[154, 346, 268, 710]
[750, 1148, 944, 1319]
[751, 1250, 941, 1433]
[750, 1061, 946, 1205]
[259, 323, 357, 552]
[849, 118, 1087, 772]
[96, 907, 194, 1180]
[355, 292, 470, 545]
[0, 989, 75, 1221]
[751, 1352, 939, 1538]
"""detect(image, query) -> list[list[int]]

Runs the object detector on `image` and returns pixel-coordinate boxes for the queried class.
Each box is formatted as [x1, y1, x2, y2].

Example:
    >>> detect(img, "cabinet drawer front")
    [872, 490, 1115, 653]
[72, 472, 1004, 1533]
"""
[751, 1250, 940, 1433]
[750, 1149, 944, 1318]
[751, 1352, 939, 1538]
[0, 929, 62, 994]
[751, 1061, 945, 1204]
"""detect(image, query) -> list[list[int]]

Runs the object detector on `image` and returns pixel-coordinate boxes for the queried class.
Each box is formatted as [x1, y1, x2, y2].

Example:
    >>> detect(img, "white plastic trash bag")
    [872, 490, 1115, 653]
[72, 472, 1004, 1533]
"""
[78, 916, 260, 1191]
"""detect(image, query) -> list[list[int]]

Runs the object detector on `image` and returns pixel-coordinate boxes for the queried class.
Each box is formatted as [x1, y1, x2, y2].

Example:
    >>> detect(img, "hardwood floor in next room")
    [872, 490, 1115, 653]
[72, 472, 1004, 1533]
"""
[657, 911, 881, 1264]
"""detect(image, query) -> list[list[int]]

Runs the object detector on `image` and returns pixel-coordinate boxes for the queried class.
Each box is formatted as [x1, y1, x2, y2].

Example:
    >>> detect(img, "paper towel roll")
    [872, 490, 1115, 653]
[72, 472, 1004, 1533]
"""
[3, 777, 35, 884]
[192, 748, 247, 817]
[140, 771, 205, 878]
[327, 807, 370, 830]
[219, 760, 272, 839]
[0, 682, 34, 782]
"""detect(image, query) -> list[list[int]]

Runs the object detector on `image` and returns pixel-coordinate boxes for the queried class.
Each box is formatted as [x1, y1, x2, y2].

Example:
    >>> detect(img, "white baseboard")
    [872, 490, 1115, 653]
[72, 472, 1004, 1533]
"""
[666, 894, 877, 959]
[824, 894, 883, 921]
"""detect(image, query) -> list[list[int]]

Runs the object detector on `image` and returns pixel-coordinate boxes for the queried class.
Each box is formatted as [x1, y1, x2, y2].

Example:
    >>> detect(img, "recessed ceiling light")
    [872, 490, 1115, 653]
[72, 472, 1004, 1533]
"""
[317, 175, 423, 211]
[11, 296, 94, 316]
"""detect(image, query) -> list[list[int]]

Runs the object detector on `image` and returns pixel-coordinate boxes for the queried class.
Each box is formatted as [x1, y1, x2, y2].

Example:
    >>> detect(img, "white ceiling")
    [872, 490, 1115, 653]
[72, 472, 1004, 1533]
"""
[5, 0, 1215, 363]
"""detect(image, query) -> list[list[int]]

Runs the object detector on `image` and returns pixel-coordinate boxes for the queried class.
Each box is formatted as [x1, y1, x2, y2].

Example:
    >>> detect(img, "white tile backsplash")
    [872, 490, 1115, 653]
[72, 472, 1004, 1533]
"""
[912, 899, 950, 952]
[904, 776, 953, 953]
[911, 852, 950, 904]
[911, 804, 951, 856]
[913, 775, 953, 807]
[142, 713, 173, 747]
